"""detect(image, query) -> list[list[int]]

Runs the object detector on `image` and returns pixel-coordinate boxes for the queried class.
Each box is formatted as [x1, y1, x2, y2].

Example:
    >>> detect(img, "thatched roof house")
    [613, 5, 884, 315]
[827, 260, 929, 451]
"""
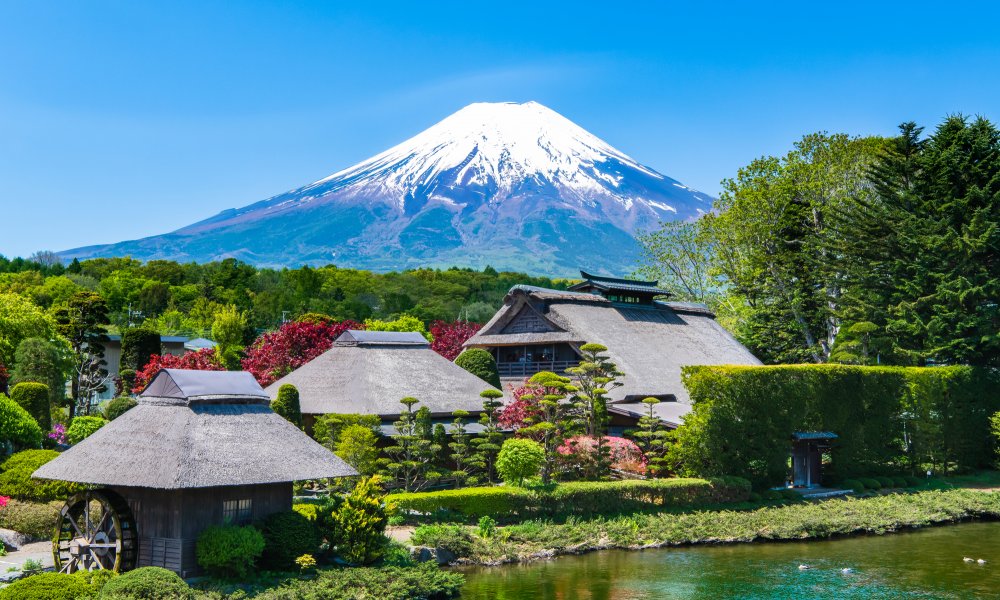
[34, 369, 355, 576]
[265, 330, 498, 427]
[463, 271, 761, 427]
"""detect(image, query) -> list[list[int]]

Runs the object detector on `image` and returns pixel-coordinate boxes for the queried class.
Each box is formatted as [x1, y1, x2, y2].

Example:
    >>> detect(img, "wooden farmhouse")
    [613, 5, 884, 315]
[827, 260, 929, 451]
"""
[33, 369, 356, 577]
[463, 271, 761, 429]
[265, 330, 499, 434]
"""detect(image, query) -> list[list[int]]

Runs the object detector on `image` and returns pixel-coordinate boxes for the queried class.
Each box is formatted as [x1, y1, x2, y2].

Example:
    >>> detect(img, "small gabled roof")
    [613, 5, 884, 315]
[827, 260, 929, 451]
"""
[141, 369, 266, 402]
[33, 369, 356, 489]
[335, 330, 429, 346]
[569, 270, 672, 297]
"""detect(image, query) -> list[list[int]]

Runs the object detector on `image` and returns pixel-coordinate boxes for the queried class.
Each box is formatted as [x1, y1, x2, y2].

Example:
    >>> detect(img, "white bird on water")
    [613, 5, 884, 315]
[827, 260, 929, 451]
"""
[978, 559, 987, 565]
[798, 565, 812, 570]
[841, 568, 854, 574]
[964, 557, 975, 563]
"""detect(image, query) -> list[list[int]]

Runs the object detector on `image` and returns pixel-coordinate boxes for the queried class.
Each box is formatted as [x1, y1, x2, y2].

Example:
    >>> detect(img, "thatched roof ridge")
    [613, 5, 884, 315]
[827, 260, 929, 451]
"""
[265, 340, 497, 418]
[34, 370, 356, 488]
[142, 369, 267, 402]
[335, 330, 428, 346]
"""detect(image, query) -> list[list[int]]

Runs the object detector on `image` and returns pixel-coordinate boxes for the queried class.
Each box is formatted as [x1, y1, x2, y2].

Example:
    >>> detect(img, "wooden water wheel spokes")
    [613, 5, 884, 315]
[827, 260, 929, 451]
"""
[54, 489, 137, 574]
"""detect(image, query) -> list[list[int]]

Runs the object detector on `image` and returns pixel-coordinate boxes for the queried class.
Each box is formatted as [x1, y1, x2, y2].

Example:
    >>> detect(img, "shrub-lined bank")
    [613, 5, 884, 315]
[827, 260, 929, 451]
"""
[391, 477, 751, 522]
[410, 489, 1000, 565]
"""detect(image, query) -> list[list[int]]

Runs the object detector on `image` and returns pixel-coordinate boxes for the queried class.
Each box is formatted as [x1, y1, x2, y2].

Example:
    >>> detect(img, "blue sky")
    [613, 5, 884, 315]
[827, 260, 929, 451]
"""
[2, 1, 999, 258]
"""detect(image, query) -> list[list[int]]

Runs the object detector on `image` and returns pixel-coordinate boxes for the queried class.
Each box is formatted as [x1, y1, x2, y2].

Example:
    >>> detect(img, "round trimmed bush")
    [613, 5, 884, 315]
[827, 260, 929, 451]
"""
[66, 415, 107, 444]
[10, 382, 50, 433]
[99, 566, 193, 599]
[875, 476, 894, 488]
[104, 396, 138, 421]
[859, 478, 881, 491]
[748, 492, 762, 503]
[761, 490, 783, 501]
[271, 384, 302, 428]
[256, 510, 320, 570]
[891, 476, 908, 488]
[779, 489, 801, 501]
[496, 438, 544, 486]
[454, 349, 501, 388]
[0, 393, 43, 451]
[841, 479, 865, 493]
[0, 572, 93, 600]
[196, 524, 264, 579]
[904, 475, 924, 487]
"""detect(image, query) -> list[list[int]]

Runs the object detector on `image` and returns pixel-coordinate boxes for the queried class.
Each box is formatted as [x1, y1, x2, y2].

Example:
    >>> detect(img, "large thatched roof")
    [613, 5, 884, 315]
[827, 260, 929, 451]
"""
[265, 330, 497, 418]
[33, 369, 356, 489]
[464, 285, 761, 404]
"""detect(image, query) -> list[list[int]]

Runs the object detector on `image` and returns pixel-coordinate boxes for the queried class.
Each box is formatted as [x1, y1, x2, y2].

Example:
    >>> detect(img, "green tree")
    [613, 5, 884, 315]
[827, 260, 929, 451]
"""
[0, 394, 43, 453]
[52, 292, 111, 416]
[471, 389, 505, 484]
[991, 411, 1000, 466]
[211, 304, 249, 370]
[103, 396, 137, 421]
[120, 326, 160, 373]
[635, 220, 717, 303]
[454, 348, 501, 388]
[363, 314, 432, 341]
[379, 397, 441, 491]
[496, 438, 544, 486]
[312, 413, 381, 451]
[627, 397, 671, 477]
[447, 410, 480, 488]
[10, 337, 70, 410]
[330, 476, 388, 565]
[9, 382, 50, 433]
[271, 384, 303, 428]
[0, 292, 61, 368]
[66, 415, 106, 444]
[516, 371, 574, 484]
[565, 343, 623, 479]
[335, 424, 379, 476]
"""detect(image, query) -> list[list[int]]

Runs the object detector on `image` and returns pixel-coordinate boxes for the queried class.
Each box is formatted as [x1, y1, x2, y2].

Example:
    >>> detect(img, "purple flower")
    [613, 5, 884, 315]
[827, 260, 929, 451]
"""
[48, 423, 67, 444]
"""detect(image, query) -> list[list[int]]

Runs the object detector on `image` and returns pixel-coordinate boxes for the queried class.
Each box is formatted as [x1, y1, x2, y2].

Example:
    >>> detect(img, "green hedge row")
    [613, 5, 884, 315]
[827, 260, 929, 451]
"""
[390, 477, 751, 521]
[673, 365, 1000, 489]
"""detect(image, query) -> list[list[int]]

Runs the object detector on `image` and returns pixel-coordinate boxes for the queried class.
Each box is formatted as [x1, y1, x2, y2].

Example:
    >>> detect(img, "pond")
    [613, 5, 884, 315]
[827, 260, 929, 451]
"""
[459, 521, 1000, 599]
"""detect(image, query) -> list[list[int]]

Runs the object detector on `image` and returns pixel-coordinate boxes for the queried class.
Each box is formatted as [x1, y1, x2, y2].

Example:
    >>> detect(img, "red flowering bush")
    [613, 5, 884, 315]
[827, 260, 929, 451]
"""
[497, 382, 542, 431]
[241, 320, 361, 386]
[558, 436, 648, 475]
[429, 320, 482, 360]
[133, 349, 224, 392]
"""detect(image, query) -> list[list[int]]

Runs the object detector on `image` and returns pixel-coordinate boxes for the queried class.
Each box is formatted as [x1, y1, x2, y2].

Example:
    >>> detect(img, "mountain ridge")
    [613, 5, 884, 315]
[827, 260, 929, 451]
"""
[63, 101, 711, 276]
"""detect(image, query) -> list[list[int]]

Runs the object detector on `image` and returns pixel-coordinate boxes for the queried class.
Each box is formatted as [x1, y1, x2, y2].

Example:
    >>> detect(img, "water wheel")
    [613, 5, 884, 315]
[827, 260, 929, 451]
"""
[53, 489, 137, 573]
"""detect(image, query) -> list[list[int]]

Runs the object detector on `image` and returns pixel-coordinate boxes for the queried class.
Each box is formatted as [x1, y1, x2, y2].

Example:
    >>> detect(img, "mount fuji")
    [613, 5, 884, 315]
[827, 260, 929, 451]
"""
[63, 102, 712, 275]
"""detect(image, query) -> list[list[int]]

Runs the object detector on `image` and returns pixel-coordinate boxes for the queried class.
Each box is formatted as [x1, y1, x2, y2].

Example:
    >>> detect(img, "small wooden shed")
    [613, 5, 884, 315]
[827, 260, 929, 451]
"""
[791, 431, 838, 488]
[33, 369, 356, 577]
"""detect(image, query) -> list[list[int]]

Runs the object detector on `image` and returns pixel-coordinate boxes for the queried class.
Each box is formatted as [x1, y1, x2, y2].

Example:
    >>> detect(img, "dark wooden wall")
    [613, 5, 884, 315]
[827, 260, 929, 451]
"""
[113, 482, 293, 577]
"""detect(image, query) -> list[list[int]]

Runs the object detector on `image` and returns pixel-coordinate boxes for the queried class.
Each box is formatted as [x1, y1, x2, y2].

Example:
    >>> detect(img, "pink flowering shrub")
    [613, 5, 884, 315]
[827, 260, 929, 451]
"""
[0, 495, 8, 509]
[558, 435, 648, 475]
[47, 423, 68, 445]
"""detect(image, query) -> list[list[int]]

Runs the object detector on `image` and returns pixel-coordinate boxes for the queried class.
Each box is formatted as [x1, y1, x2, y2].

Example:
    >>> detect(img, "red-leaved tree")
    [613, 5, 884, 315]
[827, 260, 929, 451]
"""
[133, 349, 224, 393]
[241, 320, 362, 387]
[429, 320, 482, 360]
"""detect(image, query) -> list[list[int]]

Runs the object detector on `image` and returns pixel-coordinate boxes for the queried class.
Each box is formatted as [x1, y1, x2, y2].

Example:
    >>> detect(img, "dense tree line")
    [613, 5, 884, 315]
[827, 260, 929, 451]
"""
[639, 115, 1000, 366]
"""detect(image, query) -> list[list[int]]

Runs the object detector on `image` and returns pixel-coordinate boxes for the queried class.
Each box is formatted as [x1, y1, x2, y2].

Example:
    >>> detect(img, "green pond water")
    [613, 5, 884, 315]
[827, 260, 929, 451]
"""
[458, 521, 1000, 599]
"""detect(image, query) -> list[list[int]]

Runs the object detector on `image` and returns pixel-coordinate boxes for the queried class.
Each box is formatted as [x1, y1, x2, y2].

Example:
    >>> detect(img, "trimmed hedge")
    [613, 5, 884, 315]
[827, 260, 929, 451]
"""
[10, 382, 50, 433]
[673, 365, 1000, 489]
[256, 510, 320, 570]
[0, 393, 42, 451]
[0, 450, 83, 502]
[195, 524, 264, 579]
[454, 349, 501, 389]
[104, 396, 137, 421]
[391, 477, 750, 521]
[0, 571, 98, 600]
[66, 415, 107, 444]
[99, 566, 193, 599]
[0, 499, 61, 539]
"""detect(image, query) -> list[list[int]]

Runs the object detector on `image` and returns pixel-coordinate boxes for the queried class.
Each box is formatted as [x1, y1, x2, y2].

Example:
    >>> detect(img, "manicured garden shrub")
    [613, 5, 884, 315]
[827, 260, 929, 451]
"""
[391, 477, 751, 521]
[104, 396, 137, 421]
[841, 479, 865, 493]
[0, 393, 42, 451]
[875, 476, 895, 488]
[10, 382, 50, 433]
[120, 327, 161, 373]
[496, 438, 544, 486]
[331, 476, 388, 565]
[256, 510, 320, 570]
[243, 563, 464, 600]
[0, 450, 82, 502]
[454, 348, 501, 388]
[271, 384, 302, 428]
[859, 477, 882, 490]
[66, 415, 107, 444]
[779, 489, 801, 501]
[673, 365, 1000, 489]
[0, 571, 95, 600]
[0, 499, 61, 538]
[748, 492, 762, 503]
[761, 490, 783, 501]
[410, 524, 476, 557]
[99, 566, 193, 599]
[904, 475, 924, 487]
[891, 476, 908, 488]
[195, 524, 265, 579]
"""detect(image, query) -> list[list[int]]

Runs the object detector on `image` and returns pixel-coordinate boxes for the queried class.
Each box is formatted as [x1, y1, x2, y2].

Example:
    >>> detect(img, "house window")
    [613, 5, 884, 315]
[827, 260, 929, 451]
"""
[222, 499, 252, 525]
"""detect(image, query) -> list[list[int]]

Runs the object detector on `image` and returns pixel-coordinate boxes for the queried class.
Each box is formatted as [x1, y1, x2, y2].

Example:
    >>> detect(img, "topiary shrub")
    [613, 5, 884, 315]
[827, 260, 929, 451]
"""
[454, 348, 501, 389]
[331, 476, 388, 566]
[10, 382, 50, 433]
[0, 450, 82, 502]
[66, 415, 107, 444]
[0, 571, 95, 600]
[891, 476, 908, 488]
[859, 477, 882, 491]
[271, 384, 302, 428]
[875, 476, 895, 488]
[104, 396, 138, 421]
[196, 524, 264, 579]
[0, 499, 61, 538]
[256, 510, 320, 570]
[99, 566, 194, 599]
[761, 490, 783, 501]
[0, 393, 42, 452]
[120, 327, 161, 374]
[496, 438, 544, 486]
[841, 479, 865, 493]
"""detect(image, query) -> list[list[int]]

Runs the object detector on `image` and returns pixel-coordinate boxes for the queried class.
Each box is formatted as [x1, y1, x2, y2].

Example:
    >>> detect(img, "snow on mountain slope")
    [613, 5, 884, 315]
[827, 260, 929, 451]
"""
[63, 102, 712, 275]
